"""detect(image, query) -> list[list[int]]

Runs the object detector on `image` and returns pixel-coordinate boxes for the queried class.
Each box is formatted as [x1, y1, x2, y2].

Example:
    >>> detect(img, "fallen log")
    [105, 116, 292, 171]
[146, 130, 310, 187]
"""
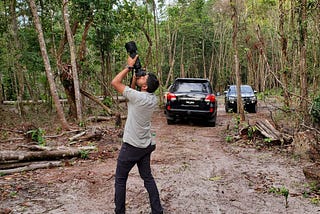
[255, 119, 282, 141]
[0, 146, 96, 163]
[85, 115, 127, 123]
[255, 119, 292, 144]
[0, 161, 62, 175]
[0, 161, 33, 170]
[80, 89, 112, 115]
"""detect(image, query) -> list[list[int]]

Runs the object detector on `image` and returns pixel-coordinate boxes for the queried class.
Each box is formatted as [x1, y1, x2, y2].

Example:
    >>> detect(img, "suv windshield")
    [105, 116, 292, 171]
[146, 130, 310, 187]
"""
[229, 85, 254, 95]
[172, 81, 211, 93]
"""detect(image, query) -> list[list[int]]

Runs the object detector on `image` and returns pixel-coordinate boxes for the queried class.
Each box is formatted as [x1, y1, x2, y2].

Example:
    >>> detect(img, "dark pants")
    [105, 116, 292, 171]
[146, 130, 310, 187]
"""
[114, 143, 163, 214]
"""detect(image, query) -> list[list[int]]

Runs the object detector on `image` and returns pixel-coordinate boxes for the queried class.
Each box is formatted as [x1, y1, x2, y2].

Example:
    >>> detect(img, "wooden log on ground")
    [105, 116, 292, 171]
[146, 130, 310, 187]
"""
[0, 161, 62, 175]
[255, 119, 292, 144]
[80, 89, 112, 115]
[85, 115, 127, 123]
[255, 119, 282, 141]
[0, 146, 96, 163]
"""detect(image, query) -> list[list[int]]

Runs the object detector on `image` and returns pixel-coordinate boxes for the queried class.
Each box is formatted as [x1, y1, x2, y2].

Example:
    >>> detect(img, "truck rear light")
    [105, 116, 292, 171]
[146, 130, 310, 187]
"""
[205, 94, 215, 102]
[167, 93, 177, 101]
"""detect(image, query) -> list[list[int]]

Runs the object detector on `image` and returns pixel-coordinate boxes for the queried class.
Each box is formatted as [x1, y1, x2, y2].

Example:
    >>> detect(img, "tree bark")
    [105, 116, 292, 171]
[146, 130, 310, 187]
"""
[63, 0, 82, 122]
[231, 0, 245, 121]
[165, 30, 177, 88]
[28, 0, 70, 130]
[279, 0, 290, 107]
[9, 0, 25, 117]
[56, 20, 79, 119]
[299, 0, 308, 118]
[202, 38, 207, 79]
[180, 36, 185, 78]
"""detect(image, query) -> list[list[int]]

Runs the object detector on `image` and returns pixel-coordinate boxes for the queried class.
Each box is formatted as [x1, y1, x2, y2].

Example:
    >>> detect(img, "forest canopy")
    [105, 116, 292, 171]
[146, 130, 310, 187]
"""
[0, 0, 319, 126]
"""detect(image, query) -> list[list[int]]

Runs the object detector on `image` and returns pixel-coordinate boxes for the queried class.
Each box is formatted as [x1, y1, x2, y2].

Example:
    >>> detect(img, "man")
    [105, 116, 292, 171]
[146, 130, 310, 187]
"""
[111, 55, 163, 214]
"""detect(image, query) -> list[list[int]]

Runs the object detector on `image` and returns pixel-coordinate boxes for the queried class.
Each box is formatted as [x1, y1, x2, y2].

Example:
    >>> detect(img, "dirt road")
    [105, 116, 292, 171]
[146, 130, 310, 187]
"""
[1, 97, 319, 213]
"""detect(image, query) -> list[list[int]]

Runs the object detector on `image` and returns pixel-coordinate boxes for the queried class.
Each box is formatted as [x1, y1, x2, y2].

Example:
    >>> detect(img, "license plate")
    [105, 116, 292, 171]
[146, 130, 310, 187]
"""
[185, 101, 195, 104]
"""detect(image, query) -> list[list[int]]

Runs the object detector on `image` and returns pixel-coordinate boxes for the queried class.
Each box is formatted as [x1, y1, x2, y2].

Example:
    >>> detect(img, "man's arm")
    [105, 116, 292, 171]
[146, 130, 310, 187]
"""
[130, 75, 137, 89]
[111, 55, 138, 94]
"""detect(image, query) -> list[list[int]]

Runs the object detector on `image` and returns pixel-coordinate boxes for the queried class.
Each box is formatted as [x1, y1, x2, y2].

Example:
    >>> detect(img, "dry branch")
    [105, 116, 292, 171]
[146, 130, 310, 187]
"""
[68, 131, 86, 141]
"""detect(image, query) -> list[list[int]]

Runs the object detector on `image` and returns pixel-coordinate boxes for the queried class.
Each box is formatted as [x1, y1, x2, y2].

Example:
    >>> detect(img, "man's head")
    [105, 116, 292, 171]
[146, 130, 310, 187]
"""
[146, 72, 159, 93]
[136, 72, 159, 93]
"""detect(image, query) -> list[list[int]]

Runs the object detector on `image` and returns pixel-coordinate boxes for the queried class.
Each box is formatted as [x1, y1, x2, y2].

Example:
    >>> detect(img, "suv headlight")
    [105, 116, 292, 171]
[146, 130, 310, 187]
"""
[229, 97, 236, 103]
[250, 96, 257, 102]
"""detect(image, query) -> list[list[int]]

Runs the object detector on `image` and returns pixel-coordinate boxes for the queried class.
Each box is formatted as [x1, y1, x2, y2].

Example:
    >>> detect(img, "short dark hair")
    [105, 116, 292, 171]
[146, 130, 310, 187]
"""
[146, 72, 159, 93]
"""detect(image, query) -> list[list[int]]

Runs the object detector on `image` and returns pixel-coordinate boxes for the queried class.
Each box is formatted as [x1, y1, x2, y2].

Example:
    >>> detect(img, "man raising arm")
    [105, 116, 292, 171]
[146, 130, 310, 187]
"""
[111, 55, 163, 214]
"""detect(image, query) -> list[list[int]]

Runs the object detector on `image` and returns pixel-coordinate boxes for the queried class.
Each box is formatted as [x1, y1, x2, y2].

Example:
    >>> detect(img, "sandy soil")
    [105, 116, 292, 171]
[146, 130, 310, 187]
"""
[1, 97, 320, 214]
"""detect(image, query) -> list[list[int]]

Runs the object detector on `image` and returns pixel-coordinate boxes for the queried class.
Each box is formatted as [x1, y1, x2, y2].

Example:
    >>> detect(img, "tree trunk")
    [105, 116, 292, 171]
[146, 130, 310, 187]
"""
[28, 0, 70, 130]
[279, 0, 290, 107]
[180, 36, 185, 78]
[100, 49, 107, 96]
[78, 17, 93, 62]
[231, 0, 245, 121]
[63, 0, 82, 122]
[56, 21, 79, 119]
[9, 0, 25, 117]
[299, 0, 308, 118]
[165, 30, 177, 88]
[202, 38, 207, 79]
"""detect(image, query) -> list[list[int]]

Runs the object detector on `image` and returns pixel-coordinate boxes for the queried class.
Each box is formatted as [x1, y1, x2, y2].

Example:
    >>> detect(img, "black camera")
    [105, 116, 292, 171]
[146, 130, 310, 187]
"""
[125, 41, 146, 77]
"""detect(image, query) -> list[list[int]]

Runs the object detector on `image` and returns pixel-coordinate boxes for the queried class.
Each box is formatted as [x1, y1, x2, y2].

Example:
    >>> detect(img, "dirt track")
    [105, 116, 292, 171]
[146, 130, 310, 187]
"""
[1, 97, 320, 213]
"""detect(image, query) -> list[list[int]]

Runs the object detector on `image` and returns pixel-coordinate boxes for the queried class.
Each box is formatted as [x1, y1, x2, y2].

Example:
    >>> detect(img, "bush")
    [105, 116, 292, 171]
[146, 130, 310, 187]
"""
[311, 95, 320, 124]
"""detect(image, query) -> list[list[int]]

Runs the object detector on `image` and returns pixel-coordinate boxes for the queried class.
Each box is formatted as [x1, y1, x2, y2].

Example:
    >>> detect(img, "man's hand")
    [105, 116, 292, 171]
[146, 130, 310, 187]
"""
[111, 55, 139, 94]
[127, 55, 138, 67]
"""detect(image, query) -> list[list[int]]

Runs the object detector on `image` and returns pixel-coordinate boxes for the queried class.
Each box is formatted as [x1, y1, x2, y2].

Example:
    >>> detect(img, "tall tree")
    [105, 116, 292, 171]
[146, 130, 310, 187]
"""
[9, 0, 25, 116]
[63, 0, 82, 122]
[279, 0, 290, 107]
[298, 0, 308, 117]
[28, 0, 70, 130]
[230, 0, 244, 120]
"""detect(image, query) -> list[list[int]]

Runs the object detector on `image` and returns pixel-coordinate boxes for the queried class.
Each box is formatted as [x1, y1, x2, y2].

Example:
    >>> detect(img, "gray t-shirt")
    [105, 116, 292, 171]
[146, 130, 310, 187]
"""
[122, 86, 158, 148]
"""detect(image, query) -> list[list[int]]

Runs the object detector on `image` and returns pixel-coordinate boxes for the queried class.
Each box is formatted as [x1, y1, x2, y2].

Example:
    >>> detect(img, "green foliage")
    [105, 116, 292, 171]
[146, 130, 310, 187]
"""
[247, 125, 257, 139]
[103, 96, 113, 107]
[225, 135, 233, 142]
[79, 121, 85, 127]
[27, 128, 46, 146]
[232, 115, 241, 130]
[303, 182, 320, 204]
[310, 197, 320, 205]
[269, 186, 289, 207]
[0, 0, 319, 128]
[263, 137, 272, 143]
[310, 95, 320, 123]
[80, 150, 89, 159]
[9, 191, 18, 198]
